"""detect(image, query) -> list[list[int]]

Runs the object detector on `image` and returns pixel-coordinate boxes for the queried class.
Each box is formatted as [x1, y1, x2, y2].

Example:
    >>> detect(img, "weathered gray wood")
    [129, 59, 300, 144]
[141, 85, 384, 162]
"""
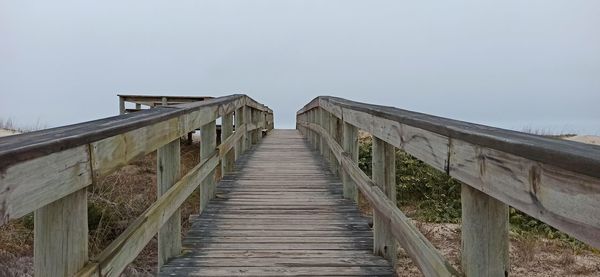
[372, 136, 397, 266]
[221, 112, 234, 174]
[119, 95, 125, 114]
[159, 130, 392, 276]
[321, 108, 331, 165]
[34, 188, 88, 277]
[0, 145, 92, 224]
[300, 121, 459, 275]
[329, 112, 341, 176]
[157, 139, 182, 268]
[298, 96, 600, 249]
[234, 107, 244, 159]
[342, 121, 359, 202]
[200, 120, 217, 211]
[78, 152, 220, 277]
[244, 105, 252, 150]
[461, 183, 509, 277]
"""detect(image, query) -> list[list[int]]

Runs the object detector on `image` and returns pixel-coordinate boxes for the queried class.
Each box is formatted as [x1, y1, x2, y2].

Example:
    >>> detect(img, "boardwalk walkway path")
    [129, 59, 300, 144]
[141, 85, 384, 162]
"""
[159, 129, 394, 276]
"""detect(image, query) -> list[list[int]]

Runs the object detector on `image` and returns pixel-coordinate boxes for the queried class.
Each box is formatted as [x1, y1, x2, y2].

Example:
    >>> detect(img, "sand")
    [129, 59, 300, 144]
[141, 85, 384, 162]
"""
[0, 129, 20, 137]
[565, 135, 600, 146]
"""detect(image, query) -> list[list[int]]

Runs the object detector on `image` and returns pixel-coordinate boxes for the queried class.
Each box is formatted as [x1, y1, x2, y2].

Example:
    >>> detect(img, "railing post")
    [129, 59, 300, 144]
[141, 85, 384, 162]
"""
[342, 121, 359, 202]
[312, 109, 319, 150]
[119, 96, 125, 114]
[200, 120, 217, 212]
[320, 108, 331, 167]
[157, 139, 182, 268]
[372, 137, 397, 266]
[34, 189, 88, 276]
[317, 108, 325, 155]
[244, 105, 252, 150]
[308, 110, 315, 149]
[222, 112, 234, 174]
[328, 111, 340, 176]
[461, 184, 509, 276]
[235, 106, 244, 160]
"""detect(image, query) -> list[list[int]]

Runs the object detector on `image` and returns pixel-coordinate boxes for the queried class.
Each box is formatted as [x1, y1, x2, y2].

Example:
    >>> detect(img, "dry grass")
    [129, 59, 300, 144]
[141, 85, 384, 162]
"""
[0, 138, 203, 276]
[393, 222, 600, 276]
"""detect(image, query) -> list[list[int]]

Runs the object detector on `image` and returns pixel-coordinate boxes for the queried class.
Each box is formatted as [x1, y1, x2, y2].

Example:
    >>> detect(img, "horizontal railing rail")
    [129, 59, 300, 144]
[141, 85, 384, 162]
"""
[296, 96, 600, 276]
[0, 94, 273, 276]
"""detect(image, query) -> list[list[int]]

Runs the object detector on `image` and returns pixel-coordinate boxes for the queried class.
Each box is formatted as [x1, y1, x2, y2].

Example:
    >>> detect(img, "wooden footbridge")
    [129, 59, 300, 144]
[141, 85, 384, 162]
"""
[1, 95, 599, 276]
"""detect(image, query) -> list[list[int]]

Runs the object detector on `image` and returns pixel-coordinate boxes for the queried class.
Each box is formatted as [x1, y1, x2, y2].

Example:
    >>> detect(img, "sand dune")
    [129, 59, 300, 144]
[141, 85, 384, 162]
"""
[0, 128, 20, 137]
[565, 135, 600, 146]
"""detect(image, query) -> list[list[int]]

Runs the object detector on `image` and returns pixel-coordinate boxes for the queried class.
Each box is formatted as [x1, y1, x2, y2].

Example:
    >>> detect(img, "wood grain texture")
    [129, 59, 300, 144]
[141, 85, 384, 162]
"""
[159, 130, 393, 277]
[298, 96, 600, 249]
[450, 139, 600, 248]
[342, 121, 359, 202]
[461, 184, 509, 277]
[221, 112, 235, 174]
[157, 139, 182, 268]
[200, 121, 217, 212]
[301, 96, 600, 180]
[77, 152, 220, 277]
[34, 188, 88, 277]
[299, 121, 459, 276]
[0, 145, 92, 225]
[372, 137, 397, 266]
[234, 107, 244, 160]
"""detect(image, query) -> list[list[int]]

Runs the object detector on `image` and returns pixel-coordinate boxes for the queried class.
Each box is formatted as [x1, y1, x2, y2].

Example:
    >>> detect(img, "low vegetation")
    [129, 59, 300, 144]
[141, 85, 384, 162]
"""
[0, 138, 202, 276]
[357, 132, 600, 276]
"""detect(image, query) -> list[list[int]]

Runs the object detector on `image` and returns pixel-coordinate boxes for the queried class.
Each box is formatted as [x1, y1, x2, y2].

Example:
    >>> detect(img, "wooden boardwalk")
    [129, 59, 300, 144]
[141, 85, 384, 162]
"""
[159, 130, 394, 276]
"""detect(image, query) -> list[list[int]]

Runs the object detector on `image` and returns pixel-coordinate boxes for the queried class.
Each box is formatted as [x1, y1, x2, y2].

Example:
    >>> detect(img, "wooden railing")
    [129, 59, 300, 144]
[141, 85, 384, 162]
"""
[0, 94, 273, 277]
[296, 96, 600, 277]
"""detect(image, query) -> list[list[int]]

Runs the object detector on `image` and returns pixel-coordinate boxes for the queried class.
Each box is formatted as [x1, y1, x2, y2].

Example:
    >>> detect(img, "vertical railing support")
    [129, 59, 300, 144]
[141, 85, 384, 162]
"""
[200, 120, 217, 212]
[318, 108, 325, 155]
[119, 96, 125, 114]
[328, 111, 339, 176]
[34, 189, 88, 276]
[320, 108, 331, 168]
[461, 184, 509, 276]
[235, 106, 244, 160]
[308, 110, 315, 149]
[222, 112, 234, 174]
[157, 139, 182, 268]
[244, 106, 252, 150]
[342, 121, 359, 202]
[372, 137, 397, 266]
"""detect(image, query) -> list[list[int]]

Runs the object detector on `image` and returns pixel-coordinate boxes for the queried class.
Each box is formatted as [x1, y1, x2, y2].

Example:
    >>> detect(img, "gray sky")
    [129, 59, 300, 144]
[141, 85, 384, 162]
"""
[1, 1, 599, 134]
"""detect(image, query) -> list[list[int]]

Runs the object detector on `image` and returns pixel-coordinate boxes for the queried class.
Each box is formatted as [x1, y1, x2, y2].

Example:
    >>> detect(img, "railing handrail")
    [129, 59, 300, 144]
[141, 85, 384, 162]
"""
[0, 94, 272, 276]
[0, 94, 271, 171]
[296, 96, 600, 276]
[299, 96, 600, 179]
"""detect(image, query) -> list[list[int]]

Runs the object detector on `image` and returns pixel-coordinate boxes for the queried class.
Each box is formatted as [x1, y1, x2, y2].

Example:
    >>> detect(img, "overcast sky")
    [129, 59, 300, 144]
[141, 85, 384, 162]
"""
[1, 1, 599, 134]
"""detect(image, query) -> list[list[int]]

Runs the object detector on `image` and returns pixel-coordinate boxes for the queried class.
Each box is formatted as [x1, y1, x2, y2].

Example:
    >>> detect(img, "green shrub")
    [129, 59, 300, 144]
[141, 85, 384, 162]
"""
[357, 133, 587, 246]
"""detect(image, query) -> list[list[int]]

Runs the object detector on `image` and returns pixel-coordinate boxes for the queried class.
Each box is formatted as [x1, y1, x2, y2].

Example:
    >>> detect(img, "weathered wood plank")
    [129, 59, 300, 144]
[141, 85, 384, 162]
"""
[450, 138, 600, 248]
[0, 145, 92, 224]
[461, 183, 509, 277]
[34, 188, 88, 277]
[157, 139, 182, 268]
[159, 130, 392, 276]
[300, 121, 459, 276]
[234, 106, 244, 159]
[200, 120, 217, 211]
[342, 121, 359, 202]
[77, 152, 220, 277]
[220, 113, 235, 175]
[372, 136, 397, 266]
[160, 266, 394, 276]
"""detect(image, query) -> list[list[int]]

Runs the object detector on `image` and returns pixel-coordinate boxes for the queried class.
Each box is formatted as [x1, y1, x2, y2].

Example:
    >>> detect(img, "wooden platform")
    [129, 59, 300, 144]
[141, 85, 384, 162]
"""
[159, 130, 394, 276]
